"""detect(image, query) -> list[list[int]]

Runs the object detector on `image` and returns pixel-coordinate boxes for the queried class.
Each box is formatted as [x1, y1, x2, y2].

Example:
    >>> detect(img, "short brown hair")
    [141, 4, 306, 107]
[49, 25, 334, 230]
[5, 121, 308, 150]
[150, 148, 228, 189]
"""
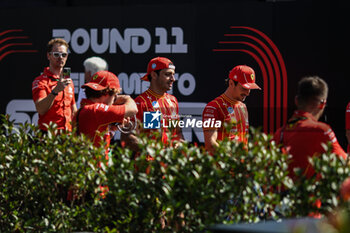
[225, 78, 238, 87]
[47, 38, 69, 53]
[296, 76, 328, 108]
[147, 69, 160, 82]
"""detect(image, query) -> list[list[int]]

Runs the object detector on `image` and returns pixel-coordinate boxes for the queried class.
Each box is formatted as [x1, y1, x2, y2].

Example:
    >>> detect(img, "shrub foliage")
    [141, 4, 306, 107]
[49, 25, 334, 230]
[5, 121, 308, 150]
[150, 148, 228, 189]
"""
[0, 114, 349, 232]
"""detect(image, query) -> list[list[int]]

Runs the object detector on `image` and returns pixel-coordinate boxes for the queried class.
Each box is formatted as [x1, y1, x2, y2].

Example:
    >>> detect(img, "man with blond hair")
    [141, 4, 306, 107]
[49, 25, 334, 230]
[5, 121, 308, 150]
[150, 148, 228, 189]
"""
[32, 38, 77, 132]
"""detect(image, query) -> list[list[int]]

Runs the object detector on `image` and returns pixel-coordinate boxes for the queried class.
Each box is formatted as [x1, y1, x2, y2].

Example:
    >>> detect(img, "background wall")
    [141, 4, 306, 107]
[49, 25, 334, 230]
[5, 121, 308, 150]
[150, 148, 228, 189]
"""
[1, 0, 348, 147]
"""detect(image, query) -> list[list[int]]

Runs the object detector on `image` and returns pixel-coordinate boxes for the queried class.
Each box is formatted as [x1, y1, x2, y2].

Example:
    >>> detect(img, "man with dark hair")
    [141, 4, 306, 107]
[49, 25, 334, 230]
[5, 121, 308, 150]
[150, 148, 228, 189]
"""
[32, 38, 77, 131]
[121, 57, 182, 151]
[76, 70, 137, 151]
[202, 65, 261, 154]
[274, 76, 347, 179]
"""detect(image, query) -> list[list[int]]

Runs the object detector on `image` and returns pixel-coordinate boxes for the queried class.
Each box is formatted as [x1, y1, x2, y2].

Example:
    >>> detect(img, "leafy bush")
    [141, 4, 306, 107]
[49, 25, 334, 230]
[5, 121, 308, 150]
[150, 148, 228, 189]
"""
[0, 115, 105, 232]
[271, 147, 350, 233]
[287, 144, 350, 217]
[98, 128, 292, 232]
[0, 114, 349, 232]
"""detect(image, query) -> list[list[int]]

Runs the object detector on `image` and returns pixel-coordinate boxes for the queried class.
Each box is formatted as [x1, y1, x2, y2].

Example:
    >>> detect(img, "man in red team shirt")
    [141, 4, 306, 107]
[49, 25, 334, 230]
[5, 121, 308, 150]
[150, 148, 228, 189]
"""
[202, 65, 261, 154]
[76, 70, 138, 151]
[74, 70, 137, 199]
[274, 76, 347, 179]
[121, 57, 183, 150]
[32, 38, 77, 131]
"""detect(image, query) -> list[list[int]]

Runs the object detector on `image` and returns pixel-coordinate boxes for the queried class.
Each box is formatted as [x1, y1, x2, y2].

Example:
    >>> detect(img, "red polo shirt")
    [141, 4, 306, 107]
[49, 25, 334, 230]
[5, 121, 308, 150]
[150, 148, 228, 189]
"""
[32, 67, 76, 131]
[274, 110, 347, 179]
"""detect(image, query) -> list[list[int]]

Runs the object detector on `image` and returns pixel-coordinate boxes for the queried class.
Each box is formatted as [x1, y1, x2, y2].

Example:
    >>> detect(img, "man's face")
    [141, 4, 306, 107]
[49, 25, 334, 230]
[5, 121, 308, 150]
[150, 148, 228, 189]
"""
[47, 44, 68, 69]
[153, 68, 175, 92]
[231, 81, 251, 102]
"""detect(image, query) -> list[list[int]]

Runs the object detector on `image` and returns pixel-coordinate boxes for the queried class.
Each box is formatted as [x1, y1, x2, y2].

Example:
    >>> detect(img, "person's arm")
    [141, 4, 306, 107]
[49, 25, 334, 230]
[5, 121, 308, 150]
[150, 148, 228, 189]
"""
[202, 102, 220, 154]
[114, 95, 139, 151]
[114, 95, 138, 117]
[70, 82, 78, 119]
[120, 119, 141, 151]
[120, 98, 141, 152]
[71, 103, 78, 119]
[203, 129, 219, 154]
[332, 139, 348, 160]
[35, 91, 56, 116]
[323, 126, 347, 160]
[329, 132, 348, 160]
[34, 77, 71, 116]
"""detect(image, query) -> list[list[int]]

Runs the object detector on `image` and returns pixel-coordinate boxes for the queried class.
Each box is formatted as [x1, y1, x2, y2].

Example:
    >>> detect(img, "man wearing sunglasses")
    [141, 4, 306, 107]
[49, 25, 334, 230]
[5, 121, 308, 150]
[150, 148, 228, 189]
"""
[32, 38, 77, 132]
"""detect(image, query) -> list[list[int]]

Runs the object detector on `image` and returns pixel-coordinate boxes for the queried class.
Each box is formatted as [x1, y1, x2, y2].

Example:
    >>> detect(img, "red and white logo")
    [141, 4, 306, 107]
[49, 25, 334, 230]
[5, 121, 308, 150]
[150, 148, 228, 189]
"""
[0, 29, 38, 62]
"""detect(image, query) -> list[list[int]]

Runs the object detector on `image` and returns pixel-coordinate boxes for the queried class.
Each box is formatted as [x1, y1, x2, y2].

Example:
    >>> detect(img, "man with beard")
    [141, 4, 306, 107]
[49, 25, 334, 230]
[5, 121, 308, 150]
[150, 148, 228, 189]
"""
[32, 38, 77, 132]
[121, 57, 183, 151]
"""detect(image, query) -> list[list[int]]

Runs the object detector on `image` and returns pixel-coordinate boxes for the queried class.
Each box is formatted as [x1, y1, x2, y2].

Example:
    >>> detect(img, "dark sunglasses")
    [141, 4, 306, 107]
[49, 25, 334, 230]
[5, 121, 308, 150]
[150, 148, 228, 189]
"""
[50, 52, 68, 58]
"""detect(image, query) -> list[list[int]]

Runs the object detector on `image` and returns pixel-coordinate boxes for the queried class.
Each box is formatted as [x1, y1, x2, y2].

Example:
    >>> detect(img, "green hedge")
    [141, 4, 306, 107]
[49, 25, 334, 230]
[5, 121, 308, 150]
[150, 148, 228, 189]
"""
[0, 114, 349, 232]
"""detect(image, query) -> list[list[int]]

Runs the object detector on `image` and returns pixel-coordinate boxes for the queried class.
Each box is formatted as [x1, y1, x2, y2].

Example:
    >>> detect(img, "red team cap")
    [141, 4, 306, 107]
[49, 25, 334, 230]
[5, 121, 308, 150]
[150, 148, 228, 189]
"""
[82, 70, 120, 90]
[229, 65, 261, 90]
[141, 57, 176, 81]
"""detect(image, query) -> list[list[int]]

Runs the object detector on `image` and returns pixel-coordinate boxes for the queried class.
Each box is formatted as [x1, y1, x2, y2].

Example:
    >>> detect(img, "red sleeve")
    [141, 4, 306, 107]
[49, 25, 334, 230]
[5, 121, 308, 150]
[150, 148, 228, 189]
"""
[95, 103, 125, 125]
[324, 127, 347, 160]
[32, 77, 48, 102]
[202, 101, 220, 130]
[346, 102, 350, 130]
